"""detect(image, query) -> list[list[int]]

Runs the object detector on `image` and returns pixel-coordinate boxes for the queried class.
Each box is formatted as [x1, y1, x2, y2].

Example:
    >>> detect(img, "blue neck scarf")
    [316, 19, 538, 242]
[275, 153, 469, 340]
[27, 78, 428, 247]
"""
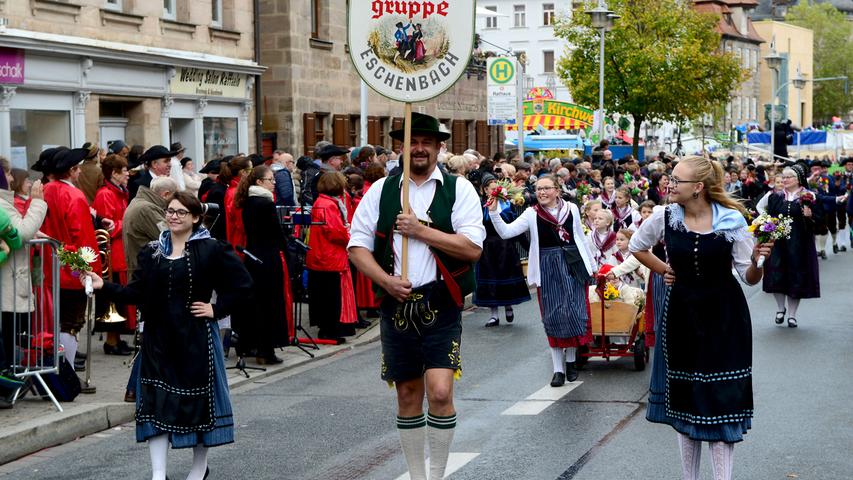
[157, 227, 212, 257]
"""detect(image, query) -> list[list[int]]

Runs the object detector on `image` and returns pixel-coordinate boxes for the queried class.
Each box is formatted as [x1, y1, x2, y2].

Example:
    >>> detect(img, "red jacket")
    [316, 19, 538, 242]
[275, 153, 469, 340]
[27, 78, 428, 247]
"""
[225, 178, 246, 250]
[306, 194, 350, 272]
[93, 181, 129, 272]
[42, 180, 102, 290]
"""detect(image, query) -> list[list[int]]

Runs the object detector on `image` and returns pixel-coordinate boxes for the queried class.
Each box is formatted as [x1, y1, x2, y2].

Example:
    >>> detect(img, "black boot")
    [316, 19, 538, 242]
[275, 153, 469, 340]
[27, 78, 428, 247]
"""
[550, 372, 565, 387]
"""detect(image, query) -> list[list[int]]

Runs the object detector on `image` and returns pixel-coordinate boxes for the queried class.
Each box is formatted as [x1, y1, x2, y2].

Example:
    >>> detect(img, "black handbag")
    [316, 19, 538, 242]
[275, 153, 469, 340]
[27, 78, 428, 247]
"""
[34, 357, 81, 402]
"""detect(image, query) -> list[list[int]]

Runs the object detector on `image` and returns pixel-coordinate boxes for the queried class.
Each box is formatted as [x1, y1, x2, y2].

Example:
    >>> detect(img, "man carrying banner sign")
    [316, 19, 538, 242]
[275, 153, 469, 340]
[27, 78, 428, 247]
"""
[347, 2, 480, 478]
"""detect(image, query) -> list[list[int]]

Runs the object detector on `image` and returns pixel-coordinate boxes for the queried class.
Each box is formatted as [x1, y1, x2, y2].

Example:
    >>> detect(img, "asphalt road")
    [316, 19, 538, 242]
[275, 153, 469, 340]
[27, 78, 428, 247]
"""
[2, 251, 852, 480]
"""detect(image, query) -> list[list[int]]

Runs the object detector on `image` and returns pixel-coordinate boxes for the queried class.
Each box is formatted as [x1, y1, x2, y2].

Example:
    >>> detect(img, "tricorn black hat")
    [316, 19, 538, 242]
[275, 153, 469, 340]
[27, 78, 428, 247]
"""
[33, 146, 67, 173]
[170, 142, 185, 153]
[317, 144, 350, 161]
[840, 157, 853, 167]
[138, 145, 179, 165]
[108, 140, 128, 154]
[53, 148, 89, 174]
[199, 159, 222, 174]
[389, 112, 451, 142]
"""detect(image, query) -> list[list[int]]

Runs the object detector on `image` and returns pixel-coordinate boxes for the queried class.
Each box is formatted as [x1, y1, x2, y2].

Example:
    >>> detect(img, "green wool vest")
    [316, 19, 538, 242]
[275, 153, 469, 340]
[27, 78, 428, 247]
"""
[373, 171, 476, 307]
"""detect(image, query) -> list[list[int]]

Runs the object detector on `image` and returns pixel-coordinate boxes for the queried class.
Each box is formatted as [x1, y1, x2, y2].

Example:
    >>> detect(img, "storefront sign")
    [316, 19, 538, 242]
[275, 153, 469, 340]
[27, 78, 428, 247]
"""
[486, 57, 517, 126]
[169, 67, 247, 98]
[348, 0, 475, 102]
[523, 100, 595, 126]
[0, 48, 25, 85]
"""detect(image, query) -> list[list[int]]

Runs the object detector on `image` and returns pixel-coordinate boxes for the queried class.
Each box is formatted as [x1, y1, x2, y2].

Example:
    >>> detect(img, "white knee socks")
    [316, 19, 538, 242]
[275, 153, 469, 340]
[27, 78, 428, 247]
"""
[427, 412, 457, 480]
[148, 434, 169, 480]
[816, 234, 827, 252]
[187, 445, 208, 480]
[773, 293, 786, 312]
[59, 333, 78, 368]
[397, 414, 427, 480]
[787, 297, 800, 319]
[677, 433, 701, 480]
[489, 307, 499, 319]
[709, 441, 734, 480]
[550, 347, 565, 373]
[565, 347, 577, 363]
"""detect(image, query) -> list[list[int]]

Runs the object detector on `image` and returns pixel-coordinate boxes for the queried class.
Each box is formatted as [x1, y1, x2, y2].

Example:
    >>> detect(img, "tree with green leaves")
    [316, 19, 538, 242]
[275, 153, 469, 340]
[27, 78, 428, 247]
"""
[555, 0, 744, 157]
[785, 2, 853, 124]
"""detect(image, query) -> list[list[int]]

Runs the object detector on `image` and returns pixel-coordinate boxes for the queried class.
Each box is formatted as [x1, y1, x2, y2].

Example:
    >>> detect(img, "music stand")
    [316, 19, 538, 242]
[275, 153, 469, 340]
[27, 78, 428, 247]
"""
[277, 206, 331, 357]
[225, 331, 267, 379]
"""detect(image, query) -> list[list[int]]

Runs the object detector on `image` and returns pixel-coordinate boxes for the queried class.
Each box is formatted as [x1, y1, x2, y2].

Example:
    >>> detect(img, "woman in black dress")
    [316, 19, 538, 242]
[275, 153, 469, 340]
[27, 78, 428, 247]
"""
[474, 176, 530, 327]
[235, 166, 292, 363]
[761, 165, 820, 328]
[631, 156, 773, 480]
[86, 192, 252, 480]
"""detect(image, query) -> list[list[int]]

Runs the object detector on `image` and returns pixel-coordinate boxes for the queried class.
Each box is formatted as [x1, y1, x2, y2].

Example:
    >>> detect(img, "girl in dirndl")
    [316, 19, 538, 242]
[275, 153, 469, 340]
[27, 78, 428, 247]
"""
[631, 156, 773, 480]
[475, 176, 531, 327]
[488, 175, 595, 387]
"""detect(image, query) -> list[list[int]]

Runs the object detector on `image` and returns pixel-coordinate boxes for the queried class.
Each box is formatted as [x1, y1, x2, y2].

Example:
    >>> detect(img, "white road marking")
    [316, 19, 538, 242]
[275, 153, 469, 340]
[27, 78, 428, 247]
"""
[501, 381, 583, 415]
[395, 452, 481, 480]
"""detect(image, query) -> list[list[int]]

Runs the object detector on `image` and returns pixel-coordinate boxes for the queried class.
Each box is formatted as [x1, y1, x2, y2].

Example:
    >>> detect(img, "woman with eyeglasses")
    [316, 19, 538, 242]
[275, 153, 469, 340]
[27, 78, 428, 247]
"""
[84, 191, 252, 480]
[488, 175, 595, 387]
[760, 164, 820, 329]
[630, 156, 774, 480]
[234, 166, 293, 364]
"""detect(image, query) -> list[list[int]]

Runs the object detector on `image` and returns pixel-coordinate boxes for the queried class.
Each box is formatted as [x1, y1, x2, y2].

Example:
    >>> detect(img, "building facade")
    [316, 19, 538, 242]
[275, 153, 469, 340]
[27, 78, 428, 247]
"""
[259, 1, 498, 158]
[753, 21, 814, 127]
[476, 1, 574, 104]
[694, 0, 765, 129]
[751, 0, 853, 20]
[0, 0, 263, 171]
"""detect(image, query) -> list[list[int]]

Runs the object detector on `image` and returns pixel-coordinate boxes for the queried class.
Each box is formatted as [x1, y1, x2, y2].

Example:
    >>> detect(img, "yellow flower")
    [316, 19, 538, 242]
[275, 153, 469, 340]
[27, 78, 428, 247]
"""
[747, 224, 757, 233]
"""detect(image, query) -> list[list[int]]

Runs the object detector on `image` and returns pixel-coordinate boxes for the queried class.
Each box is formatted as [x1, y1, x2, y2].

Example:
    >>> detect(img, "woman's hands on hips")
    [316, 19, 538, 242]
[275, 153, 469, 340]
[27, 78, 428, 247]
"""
[191, 302, 214, 318]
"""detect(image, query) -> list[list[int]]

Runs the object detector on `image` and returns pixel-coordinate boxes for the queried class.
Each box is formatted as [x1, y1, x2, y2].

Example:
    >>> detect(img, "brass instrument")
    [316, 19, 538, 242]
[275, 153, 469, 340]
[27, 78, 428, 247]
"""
[94, 229, 127, 323]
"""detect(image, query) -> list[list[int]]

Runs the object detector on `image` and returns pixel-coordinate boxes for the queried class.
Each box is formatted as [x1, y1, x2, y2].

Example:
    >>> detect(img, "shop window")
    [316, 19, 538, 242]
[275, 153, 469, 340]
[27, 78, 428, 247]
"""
[203, 117, 238, 161]
[11, 109, 71, 172]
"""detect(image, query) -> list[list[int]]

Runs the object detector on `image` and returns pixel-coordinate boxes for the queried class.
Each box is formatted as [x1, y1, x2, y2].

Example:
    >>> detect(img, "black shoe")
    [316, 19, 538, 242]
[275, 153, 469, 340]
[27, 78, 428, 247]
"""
[819, 250, 827, 260]
[124, 390, 136, 403]
[833, 244, 839, 254]
[505, 309, 514, 323]
[74, 358, 86, 371]
[565, 362, 579, 382]
[484, 317, 499, 328]
[204, 467, 210, 479]
[356, 318, 372, 329]
[104, 342, 133, 356]
[840, 246, 848, 252]
[774, 308, 786, 325]
[550, 372, 565, 387]
[365, 309, 380, 319]
[788, 317, 798, 328]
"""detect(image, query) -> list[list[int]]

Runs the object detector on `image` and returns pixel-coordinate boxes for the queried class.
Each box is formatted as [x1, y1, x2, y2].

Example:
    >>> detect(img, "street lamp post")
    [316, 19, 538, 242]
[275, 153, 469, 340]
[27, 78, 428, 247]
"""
[764, 48, 783, 161]
[792, 66, 807, 157]
[586, 1, 618, 144]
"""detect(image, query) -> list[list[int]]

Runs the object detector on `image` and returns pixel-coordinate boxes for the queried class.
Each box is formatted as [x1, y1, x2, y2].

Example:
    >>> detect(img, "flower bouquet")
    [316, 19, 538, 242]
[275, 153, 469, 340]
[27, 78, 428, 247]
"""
[576, 181, 592, 201]
[489, 179, 525, 207]
[58, 245, 98, 295]
[798, 191, 816, 208]
[748, 213, 793, 268]
[602, 282, 620, 301]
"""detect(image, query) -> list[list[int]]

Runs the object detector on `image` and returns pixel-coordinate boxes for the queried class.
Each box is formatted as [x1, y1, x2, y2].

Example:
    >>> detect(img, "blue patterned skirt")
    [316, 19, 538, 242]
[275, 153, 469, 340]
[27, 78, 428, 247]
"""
[136, 322, 234, 448]
[538, 247, 589, 341]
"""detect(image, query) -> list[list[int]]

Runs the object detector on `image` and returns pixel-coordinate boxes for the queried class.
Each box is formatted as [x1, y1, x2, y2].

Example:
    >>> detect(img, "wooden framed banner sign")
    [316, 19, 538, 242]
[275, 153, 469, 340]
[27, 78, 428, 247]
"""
[348, 0, 476, 103]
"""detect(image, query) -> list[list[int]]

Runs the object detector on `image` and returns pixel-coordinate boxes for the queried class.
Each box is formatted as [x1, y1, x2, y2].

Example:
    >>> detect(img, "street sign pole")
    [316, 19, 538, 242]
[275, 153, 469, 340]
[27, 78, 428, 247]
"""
[517, 59, 525, 159]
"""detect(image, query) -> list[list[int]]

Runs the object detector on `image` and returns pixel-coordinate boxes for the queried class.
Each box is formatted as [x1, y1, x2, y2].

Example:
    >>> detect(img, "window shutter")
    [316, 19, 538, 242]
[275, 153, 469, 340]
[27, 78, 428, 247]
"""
[475, 120, 489, 157]
[303, 113, 316, 157]
[367, 116, 380, 146]
[451, 120, 467, 154]
[333, 114, 349, 146]
[391, 117, 404, 151]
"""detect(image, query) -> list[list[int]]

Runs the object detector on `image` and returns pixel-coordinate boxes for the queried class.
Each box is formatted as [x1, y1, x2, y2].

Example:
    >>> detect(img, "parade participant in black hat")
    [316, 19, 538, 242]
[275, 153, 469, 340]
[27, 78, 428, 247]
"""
[198, 159, 222, 201]
[306, 144, 349, 206]
[108, 140, 129, 158]
[128, 145, 179, 201]
[32, 146, 66, 182]
[349, 112, 485, 480]
[41, 147, 103, 368]
[762, 164, 820, 328]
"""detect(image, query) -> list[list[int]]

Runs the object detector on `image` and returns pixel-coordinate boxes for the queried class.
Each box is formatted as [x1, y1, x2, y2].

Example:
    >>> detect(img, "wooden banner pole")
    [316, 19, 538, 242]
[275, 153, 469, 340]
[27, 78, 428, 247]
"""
[400, 102, 412, 282]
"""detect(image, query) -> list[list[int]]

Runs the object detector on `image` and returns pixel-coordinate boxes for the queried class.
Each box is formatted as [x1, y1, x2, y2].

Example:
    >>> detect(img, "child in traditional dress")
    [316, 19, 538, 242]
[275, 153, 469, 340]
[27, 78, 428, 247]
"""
[587, 264, 645, 308]
[634, 200, 655, 230]
[600, 176, 617, 209]
[587, 209, 618, 269]
[611, 186, 640, 232]
[610, 229, 648, 290]
[581, 199, 602, 233]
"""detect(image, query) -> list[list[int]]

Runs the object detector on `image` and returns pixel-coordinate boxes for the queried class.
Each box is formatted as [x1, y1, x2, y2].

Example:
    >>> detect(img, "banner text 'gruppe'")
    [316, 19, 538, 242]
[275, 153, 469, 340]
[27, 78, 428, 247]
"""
[371, 1, 449, 19]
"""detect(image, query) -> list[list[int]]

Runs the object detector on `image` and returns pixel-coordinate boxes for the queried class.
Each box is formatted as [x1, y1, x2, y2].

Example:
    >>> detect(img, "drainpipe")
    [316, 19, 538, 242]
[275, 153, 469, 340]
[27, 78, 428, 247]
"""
[254, 0, 263, 153]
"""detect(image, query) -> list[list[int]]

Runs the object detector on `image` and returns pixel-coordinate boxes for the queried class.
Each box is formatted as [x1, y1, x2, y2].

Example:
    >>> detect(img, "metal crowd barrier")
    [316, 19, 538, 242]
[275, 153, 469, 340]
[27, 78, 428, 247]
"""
[6, 238, 63, 412]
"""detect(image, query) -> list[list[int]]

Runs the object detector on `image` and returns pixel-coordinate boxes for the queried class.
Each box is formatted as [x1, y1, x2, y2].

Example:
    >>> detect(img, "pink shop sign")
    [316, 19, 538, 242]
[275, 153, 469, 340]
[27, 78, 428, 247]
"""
[0, 48, 24, 84]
